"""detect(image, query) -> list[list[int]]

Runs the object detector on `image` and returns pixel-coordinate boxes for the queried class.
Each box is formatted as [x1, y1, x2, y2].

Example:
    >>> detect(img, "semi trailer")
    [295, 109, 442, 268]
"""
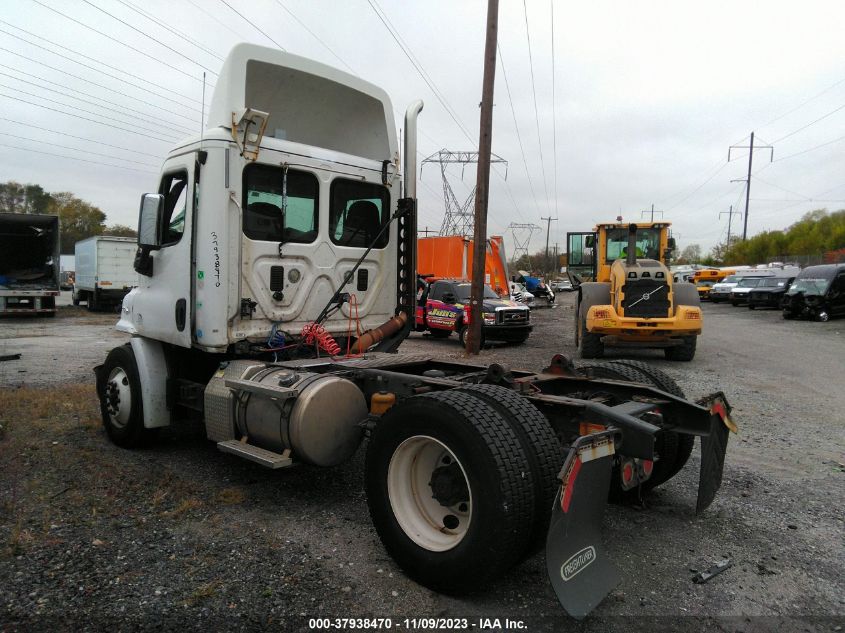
[95, 44, 736, 618]
[0, 212, 60, 317]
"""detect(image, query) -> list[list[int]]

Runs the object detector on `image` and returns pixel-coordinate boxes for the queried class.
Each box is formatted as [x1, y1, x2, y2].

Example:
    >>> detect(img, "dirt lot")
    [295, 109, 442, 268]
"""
[1, 296, 843, 632]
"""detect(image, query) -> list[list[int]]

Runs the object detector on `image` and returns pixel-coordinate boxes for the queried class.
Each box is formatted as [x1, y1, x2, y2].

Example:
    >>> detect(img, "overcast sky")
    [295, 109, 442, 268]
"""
[2, 0, 844, 256]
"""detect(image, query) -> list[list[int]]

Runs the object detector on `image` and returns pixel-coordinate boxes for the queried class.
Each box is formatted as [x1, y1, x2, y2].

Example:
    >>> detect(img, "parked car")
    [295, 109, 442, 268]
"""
[416, 277, 532, 344]
[747, 277, 794, 309]
[730, 277, 766, 305]
[782, 264, 845, 321]
[711, 274, 769, 303]
[551, 278, 573, 292]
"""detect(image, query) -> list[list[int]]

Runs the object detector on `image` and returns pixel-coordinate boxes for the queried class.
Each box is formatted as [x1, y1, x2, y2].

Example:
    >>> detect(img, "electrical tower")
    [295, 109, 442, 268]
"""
[421, 150, 507, 236]
[507, 222, 539, 266]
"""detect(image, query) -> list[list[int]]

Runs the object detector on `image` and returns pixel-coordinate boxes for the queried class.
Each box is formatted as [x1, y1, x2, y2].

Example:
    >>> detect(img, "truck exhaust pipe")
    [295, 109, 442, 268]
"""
[626, 223, 638, 266]
[404, 100, 424, 198]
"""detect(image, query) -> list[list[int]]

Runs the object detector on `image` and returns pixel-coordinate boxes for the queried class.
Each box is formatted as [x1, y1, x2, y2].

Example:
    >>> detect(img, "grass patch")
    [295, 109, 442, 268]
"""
[162, 497, 203, 519]
[0, 384, 101, 434]
[185, 580, 221, 605]
[216, 487, 246, 505]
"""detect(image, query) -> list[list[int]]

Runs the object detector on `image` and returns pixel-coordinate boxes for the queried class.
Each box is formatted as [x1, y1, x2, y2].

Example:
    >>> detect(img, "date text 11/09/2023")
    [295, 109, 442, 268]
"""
[308, 618, 528, 630]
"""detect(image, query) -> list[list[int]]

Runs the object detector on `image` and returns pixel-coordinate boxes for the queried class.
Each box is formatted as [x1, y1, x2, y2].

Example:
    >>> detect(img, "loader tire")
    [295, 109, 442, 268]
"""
[456, 384, 563, 558]
[664, 336, 696, 361]
[603, 361, 695, 485]
[365, 390, 534, 593]
[579, 315, 604, 359]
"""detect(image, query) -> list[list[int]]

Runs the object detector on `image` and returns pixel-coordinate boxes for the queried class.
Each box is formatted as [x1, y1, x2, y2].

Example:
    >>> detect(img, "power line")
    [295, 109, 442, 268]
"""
[664, 161, 729, 211]
[0, 92, 175, 143]
[273, 0, 354, 73]
[522, 0, 551, 211]
[115, 0, 225, 62]
[80, 0, 219, 74]
[185, 0, 252, 42]
[0, 69, 193, 136]
[0, 28, 205, 113]
[773, 132, 845, 163]
[771, 101, 845, 144]
[497, 44, 541, 217]
[366, 0, 473, 145]
[761, 75, 845, 130]
[0, 82, 179, 142]
[0, 142, 158, 174]
[0, 132, 159, 167]
[0, 117, 163, 158]
[29, 0, 210, 85]
[218, 0, 287, 51]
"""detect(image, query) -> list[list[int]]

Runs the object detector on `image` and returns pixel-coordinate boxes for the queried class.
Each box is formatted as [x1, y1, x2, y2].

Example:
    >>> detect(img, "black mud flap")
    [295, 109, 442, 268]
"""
[546, 431, 620, 619]
[696, 394, 736, 513]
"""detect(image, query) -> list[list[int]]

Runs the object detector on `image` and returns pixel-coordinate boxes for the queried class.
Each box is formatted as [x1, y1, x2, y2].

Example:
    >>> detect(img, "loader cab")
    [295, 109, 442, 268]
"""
[567, 222, 673, 284]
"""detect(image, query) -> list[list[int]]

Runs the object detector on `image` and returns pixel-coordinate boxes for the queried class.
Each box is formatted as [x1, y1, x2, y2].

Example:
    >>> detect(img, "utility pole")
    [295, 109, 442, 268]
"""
[640, 204, 663, 222]
[418, 226, 437, 237]
[466, 0, 499, 355]
[540, 216, 557, 275]
[719, 205, 741, 250]
[728, 132, 773, 240]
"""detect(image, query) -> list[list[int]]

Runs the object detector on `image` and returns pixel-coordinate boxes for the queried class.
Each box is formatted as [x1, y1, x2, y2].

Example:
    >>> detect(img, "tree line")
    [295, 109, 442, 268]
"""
[0, 181, 136, 254]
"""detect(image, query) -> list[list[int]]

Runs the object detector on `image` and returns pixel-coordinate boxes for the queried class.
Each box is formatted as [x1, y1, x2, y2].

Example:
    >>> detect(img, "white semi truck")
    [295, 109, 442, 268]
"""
[0, 212, 60, 317]
[96, 44, 736, 618]
[73, 235, 137, 311]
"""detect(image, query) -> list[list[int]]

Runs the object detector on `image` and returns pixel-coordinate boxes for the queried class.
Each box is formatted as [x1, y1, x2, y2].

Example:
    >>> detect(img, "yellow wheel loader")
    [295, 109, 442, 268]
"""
[566, 222, 702, 360]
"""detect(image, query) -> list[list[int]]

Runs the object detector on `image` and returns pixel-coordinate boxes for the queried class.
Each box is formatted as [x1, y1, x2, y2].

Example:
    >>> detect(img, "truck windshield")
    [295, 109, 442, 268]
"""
[787, 278, 830, 296]
[605, 228, 660, 262]
[721, 275, 738, 284]
[455, 284, 499, 301]
[737, 278, 762, 288]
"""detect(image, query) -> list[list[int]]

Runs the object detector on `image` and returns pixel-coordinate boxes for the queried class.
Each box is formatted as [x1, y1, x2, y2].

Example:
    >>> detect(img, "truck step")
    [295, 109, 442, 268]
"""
[217, 440, 293, 469]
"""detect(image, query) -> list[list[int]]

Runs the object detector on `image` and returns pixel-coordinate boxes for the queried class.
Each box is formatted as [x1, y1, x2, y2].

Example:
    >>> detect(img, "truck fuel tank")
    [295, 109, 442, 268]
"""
[206, 364, 367, 467]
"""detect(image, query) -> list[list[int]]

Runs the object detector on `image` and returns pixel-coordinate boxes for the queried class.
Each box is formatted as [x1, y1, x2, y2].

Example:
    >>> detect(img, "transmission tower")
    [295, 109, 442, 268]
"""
[421, 150, 507, 236]
[508, 222, 539, 266]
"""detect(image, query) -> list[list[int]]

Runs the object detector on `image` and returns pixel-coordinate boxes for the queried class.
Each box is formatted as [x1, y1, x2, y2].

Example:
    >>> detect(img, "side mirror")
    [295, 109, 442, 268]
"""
[585, 235, 595, 248]
[138, 193, 164, 249]
[667, 237, 677, 250]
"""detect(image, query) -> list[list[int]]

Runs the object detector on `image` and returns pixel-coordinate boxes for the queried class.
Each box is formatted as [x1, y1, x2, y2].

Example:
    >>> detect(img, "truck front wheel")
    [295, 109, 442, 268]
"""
[96, 344, 149, 448]
[365, 391, 534, 592]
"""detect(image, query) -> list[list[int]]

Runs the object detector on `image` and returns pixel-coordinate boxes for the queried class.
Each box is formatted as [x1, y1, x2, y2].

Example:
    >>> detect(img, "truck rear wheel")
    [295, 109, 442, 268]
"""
[96, 344, 149, 448]
[456, 384, 563, 558]
[365, 390, 534, 592]
[579, 315, 604, 358]
[664, 336, 696, 361]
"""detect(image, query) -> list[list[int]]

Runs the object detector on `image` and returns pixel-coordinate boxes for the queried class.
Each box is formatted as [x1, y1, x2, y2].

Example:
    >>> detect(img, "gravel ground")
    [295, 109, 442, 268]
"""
[1, 294, 843, 632]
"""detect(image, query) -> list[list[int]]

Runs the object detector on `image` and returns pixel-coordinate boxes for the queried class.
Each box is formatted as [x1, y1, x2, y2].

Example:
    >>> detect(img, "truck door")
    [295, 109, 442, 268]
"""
[567, 232, 597, 282]
[132, 157, 194, 347]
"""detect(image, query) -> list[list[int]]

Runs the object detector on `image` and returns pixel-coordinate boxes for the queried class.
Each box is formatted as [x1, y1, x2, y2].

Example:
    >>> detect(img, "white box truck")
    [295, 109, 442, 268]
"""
[73, 236, 137, 311]
[0, 212, 60, 317]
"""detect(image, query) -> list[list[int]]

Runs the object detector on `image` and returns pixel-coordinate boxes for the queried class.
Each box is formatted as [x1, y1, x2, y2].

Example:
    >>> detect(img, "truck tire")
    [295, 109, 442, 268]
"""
[365, 390, 534, 592]
[456, 384, 563, 558]
[96, 344, 150, 448]
[601, 361, 695, 486]
[664, 336, 696, 361]
[458, 324, 483, 348]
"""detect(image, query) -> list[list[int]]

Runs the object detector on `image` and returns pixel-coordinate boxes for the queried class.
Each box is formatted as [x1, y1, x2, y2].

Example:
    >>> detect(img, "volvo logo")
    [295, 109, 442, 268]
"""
[560, 546, 596, 581]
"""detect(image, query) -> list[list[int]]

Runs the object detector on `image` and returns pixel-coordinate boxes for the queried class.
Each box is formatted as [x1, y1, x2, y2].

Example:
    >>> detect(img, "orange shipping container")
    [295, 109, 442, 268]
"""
[417, 235, 510, 297]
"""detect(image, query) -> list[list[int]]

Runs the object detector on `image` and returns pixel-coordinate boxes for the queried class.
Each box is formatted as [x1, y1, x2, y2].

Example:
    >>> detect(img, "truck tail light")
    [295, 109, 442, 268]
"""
[684, 310, 700, 320]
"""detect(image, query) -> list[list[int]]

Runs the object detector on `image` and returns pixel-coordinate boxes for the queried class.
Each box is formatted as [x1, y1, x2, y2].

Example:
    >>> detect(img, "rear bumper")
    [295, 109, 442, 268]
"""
[586, 304, 702, 340]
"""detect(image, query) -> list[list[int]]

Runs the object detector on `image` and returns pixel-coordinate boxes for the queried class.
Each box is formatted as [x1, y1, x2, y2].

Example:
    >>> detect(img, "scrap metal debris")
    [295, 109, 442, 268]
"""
[692, 559, 733, 583]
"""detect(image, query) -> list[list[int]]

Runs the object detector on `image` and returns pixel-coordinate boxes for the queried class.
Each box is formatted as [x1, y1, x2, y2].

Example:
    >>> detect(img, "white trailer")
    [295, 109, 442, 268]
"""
[0, 212, 60, 317]
[73, 236, 137, 311]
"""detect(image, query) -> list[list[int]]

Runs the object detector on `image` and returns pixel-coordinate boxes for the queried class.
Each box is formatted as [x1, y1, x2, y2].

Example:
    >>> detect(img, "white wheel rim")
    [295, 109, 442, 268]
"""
[387, 435, 472, 552]
[106, 367, 132, 429]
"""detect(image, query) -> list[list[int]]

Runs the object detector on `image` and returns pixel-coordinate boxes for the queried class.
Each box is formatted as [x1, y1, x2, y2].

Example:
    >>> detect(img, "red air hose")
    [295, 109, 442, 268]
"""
[300, 322, 341, 356]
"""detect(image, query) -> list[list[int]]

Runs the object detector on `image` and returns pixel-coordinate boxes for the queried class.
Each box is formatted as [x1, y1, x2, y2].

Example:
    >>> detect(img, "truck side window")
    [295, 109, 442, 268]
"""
[159, 171, 188, 246]
[330, 178, 390, 249]
[429, 282, 446, 301]
[243, 164, 318, 243]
